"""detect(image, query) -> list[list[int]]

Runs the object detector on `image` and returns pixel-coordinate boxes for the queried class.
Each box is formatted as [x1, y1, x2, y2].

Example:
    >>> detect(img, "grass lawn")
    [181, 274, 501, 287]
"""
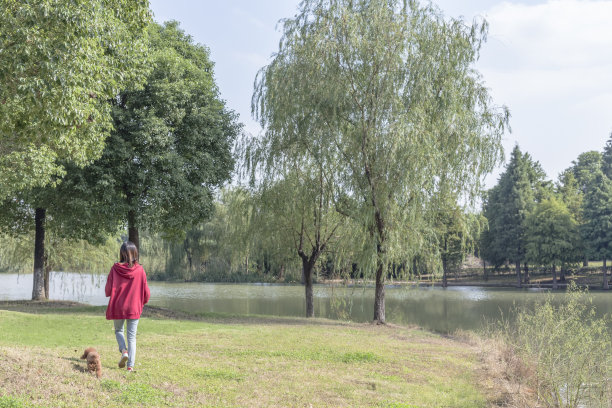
[0, 302, 502, 408]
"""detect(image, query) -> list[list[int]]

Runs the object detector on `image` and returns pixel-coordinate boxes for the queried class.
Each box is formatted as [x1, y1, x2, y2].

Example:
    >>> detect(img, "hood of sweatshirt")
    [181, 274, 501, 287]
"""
[113, 262, 139, 279]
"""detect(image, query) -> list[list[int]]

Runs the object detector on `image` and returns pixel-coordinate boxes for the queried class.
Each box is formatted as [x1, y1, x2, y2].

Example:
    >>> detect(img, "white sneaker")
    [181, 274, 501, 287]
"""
[118, 352, 128, 368]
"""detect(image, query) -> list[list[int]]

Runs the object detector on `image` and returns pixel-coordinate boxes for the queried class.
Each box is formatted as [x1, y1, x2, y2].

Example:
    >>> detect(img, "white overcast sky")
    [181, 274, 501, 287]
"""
[149, 0, 612, 186]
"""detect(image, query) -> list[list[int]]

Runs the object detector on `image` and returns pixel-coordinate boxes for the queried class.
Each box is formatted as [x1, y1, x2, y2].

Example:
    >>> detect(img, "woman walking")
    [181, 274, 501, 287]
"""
[105, 241, 150, 371]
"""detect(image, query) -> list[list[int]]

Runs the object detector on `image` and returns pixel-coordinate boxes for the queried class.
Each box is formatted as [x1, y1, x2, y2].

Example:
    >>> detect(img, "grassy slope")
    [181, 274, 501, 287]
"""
[0, 303, 492, 408]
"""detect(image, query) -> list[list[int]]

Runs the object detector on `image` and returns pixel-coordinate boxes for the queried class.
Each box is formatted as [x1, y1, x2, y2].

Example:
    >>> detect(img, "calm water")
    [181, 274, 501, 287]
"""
[1, 272, 611, 333]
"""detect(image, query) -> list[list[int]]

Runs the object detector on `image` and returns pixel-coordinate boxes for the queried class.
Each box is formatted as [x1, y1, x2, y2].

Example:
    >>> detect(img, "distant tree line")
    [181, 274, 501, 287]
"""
[481, 140, 612, 290]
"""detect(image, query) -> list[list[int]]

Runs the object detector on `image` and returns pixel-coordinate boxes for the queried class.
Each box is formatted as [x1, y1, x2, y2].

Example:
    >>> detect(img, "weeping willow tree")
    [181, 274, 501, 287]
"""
[253, 0, 508, 323]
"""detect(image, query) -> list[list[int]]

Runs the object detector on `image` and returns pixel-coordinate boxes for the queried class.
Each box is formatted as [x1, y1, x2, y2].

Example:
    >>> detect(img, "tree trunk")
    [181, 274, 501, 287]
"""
[278, 264, 285, 281]
[32, 208, 47, 301]
[603, 258, 609, 290]
[373, 260, 385, 323]
[515, 260, 522, 288]
[583, 256, 588, 267]
[303, 258, 314, 318]
[442, 258, 448, 288]
[127, 210, 139, 251]
[483, 259, 488, 282]
[560, 264, 566, 282]
[523, 262, 530, 284]
[552, 264, 558, 290]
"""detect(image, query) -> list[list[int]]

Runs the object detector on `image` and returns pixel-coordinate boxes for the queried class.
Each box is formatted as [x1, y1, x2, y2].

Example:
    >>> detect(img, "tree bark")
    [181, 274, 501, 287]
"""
[32, 208, 47, 301]
[373, 259, 385, 323]
[603, 258, 609, 290]
[299, 253, 318, 318]
[127, 209, 139, 251]
[515, 260, 522, 288]
[552, 264, 558, 290]
[303, 258, 314, 318]
[523, 262, 530, 284]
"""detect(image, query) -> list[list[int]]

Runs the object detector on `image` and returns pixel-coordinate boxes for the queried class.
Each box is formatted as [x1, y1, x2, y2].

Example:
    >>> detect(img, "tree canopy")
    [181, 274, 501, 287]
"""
[0, 0, 151, 196]
[253, 0, 508, 322]
[480, 145, 546, 284]
[85, 21, 240, 249]
[525, 197, 581, 288]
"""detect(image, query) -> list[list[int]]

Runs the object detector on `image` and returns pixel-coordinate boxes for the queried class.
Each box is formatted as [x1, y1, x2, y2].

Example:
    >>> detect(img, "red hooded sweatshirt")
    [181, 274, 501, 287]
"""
[105, 262, 150, 320]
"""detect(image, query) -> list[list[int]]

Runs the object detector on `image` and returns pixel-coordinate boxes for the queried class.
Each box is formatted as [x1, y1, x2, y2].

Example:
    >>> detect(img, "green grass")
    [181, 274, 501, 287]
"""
[0, 302, 492, 407]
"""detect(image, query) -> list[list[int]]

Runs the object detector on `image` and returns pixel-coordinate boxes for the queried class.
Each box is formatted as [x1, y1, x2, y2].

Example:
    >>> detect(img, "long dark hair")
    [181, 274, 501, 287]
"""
[119, 241, 139, 267]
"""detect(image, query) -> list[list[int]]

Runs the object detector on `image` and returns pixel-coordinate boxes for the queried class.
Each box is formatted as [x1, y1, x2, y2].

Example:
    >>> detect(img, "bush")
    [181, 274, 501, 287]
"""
[503, 282, 612, 407]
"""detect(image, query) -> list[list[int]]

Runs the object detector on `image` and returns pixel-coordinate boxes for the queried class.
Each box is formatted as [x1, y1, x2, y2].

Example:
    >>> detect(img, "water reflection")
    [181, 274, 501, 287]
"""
[1, 272, 611, 333]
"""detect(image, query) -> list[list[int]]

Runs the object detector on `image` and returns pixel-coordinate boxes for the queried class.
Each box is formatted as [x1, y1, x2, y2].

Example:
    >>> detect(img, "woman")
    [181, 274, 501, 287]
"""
[105, 241, 150, 372]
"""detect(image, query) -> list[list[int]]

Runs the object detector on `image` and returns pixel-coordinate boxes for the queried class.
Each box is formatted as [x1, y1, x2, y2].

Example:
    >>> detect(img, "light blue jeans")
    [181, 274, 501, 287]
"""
[114, 319, 139, 368]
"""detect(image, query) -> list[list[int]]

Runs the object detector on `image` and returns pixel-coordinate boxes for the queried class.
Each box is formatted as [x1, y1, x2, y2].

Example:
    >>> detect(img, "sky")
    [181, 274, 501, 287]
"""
[149, 0, 612, 186]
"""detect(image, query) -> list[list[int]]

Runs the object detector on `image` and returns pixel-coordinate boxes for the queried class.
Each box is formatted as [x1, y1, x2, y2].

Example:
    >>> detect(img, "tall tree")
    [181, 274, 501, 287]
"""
[571, 151, 602, 193]
[481, 146, 545, 286]
[525, 197, 581, 289]
[87, 21, 240, 250]
[582, 170, 612, 290]
[568, 151, 602, 266]
[0, 0, 150, 197]
[602, 132, 612, 179]
[556, 169, 586, 269]
[253, 0, 508, 323]
[252, 166, 346, 317]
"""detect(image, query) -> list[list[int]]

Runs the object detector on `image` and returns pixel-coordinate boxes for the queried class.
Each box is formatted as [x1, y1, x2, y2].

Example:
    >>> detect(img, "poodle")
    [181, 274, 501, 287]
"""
[80, 347, 102, 378]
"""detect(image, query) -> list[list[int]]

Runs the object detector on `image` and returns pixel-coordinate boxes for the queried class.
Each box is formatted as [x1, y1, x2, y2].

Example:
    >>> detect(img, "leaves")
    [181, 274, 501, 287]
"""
[90, 21, 240, 236]
[252, 0, 507, 277]
[0, 0, 151, 196]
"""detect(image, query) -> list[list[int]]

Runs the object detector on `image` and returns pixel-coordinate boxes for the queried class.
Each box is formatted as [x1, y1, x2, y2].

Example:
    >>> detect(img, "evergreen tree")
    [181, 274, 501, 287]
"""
[571, 151, 602, 193]
[556, 169, 586, 268]
[602, 132, 612, 179]
[582, 170, 612, 289]
[481, 145, 545, 286]
[525, 197, 581, 289]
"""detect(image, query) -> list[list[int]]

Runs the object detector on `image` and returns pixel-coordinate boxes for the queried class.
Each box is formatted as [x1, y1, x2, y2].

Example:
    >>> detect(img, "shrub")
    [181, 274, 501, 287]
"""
[503, 282, 611, 407]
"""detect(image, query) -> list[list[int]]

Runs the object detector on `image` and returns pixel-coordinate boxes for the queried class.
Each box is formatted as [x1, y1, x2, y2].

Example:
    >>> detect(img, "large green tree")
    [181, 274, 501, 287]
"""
[253, 0, 508, 322]
[582, 170, 612, 290]
[481, 146, 546, 285]
[86, 21, 240, 250]
[0, 0, 151, 196]
[525, 197, 581, 289]
[571, 151, 602, 193]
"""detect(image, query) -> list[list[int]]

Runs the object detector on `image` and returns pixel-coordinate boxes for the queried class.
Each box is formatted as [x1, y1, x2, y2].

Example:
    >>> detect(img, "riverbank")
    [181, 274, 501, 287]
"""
[0, 301, 531, 407]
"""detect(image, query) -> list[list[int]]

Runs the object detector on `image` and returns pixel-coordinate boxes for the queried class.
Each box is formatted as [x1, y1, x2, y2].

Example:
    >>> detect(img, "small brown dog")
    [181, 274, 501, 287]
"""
[80, 347, 102, 378]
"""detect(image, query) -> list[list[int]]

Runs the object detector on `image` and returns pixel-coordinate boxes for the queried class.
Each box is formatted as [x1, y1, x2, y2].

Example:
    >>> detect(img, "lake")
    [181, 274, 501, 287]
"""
[1, 272, 611, 333]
